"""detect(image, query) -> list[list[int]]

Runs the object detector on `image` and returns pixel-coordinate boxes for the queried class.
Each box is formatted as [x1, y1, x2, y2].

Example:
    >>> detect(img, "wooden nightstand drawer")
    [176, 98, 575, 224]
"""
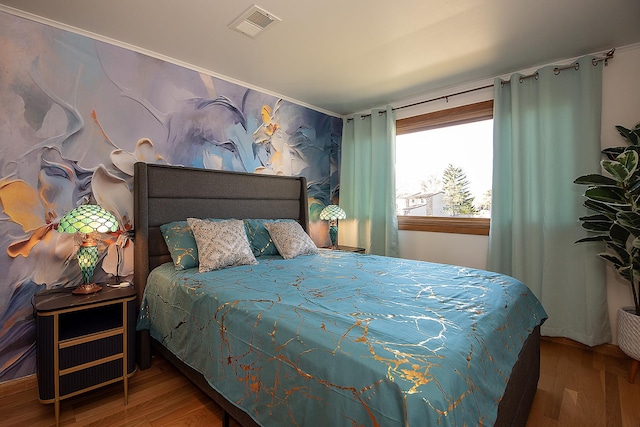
[58, 332, 123, 371]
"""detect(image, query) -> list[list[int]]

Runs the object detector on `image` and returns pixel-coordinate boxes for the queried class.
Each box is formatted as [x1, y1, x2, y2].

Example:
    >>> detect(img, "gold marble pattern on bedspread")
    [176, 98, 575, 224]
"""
[137, 250, 547, 426]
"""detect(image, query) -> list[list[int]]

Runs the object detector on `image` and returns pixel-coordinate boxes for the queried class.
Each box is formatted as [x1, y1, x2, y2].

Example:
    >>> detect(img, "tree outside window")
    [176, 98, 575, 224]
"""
[442, 164, 477, 216]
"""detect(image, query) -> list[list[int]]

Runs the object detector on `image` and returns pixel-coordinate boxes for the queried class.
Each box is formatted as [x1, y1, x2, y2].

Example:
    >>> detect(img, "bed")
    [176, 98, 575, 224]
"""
[133, 162, 546, 427]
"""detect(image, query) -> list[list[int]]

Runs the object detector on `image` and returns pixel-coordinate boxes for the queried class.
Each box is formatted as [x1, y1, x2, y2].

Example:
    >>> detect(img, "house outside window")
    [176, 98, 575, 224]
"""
[396, 100, 493, 235]
[397, 191, 445, 216]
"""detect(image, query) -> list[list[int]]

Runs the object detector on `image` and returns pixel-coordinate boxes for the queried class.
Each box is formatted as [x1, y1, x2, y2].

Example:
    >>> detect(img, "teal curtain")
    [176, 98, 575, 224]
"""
[488, 56, 611, 346]
[339, 106, 399, 256]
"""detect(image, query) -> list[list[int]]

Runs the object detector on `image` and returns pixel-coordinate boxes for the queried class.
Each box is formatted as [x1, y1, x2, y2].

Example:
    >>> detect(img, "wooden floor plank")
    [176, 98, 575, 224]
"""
[604, 370, 622, 427]
[1, 338, 639, 426]
[618, 374, 640, 427]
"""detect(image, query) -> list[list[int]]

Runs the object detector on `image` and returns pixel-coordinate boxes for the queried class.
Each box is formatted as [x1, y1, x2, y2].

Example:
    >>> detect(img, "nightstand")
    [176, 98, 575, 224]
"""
[333, 245, 366, 254]
[34, 285, 136, 427]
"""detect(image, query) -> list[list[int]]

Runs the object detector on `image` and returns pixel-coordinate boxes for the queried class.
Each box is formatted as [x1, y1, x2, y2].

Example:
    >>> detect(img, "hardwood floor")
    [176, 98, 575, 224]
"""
[1, 338, 638, 426]
[0, 355, 238, 427]
[527, 338, 640, 427]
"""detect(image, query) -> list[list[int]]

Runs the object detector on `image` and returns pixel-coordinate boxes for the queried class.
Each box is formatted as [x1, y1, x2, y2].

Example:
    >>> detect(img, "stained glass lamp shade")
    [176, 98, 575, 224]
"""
[319, 205, 346, 248]
[58, 204, 119, 294]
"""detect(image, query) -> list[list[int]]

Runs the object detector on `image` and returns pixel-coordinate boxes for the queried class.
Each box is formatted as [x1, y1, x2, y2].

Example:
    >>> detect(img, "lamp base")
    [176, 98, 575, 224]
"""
[72, 283, 102, 295]
[329, 224, 338, 249]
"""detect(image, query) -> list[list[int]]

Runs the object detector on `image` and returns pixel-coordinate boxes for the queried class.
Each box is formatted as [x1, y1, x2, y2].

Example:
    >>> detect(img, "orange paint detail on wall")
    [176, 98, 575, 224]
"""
[0, 180, 44, 233]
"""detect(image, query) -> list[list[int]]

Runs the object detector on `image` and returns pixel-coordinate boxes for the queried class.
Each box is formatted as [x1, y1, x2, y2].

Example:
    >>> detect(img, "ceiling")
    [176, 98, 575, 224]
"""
[1, 0, 640, 116]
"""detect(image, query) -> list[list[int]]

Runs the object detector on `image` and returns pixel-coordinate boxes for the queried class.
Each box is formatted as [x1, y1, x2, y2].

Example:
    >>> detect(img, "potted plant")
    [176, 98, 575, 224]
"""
[575, 122, 640, 382]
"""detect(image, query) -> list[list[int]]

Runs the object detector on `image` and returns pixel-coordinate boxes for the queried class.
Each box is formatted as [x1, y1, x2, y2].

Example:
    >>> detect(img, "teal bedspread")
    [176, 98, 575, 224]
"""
[138, 250, 546, 426]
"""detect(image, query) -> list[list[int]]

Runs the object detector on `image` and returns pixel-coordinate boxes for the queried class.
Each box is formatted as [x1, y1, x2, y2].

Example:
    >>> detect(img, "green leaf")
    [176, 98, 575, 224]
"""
[574, 174, 618, 186]
[628, 180, 640, 194]
[600, 253, 624, 268]
[584, 187, 630, 205]
[610, 223, 631, 246]
[606, 241, 631, 263]
[602, 146, 626, 158]
[621, 150, 639, 176]
[581, 222, 611, 232]
[617, 125, 640, 146]
[632, 129, 640, 146]
[617, 265, 632, 282]
[602, 159, 630, 182]
[584, 199, 621, 214]
[617, 211, 640, 234]
[579, 213, 613, 222]
[575, 235, 610, 243]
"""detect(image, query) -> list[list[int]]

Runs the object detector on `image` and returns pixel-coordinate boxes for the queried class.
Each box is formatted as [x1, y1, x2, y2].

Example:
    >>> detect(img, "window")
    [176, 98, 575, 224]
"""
[396, 100, 493, 235]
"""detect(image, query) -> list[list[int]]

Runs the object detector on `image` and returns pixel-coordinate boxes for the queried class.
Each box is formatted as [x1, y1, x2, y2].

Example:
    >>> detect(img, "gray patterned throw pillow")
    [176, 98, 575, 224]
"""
[263, 221, 318, 259]
[187, 218, 257, 272]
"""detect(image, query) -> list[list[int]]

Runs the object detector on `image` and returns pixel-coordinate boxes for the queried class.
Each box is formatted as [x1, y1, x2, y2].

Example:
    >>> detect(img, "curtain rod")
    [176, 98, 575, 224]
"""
[347, 48, 615, 122]
[347, 84, 493, 122]
[394, 84, 494, 111]
[500, 48, 615, 86]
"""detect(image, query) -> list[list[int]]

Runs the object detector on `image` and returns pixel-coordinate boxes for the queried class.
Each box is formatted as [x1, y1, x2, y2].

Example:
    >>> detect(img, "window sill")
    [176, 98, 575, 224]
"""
[397, 216, 490, 236]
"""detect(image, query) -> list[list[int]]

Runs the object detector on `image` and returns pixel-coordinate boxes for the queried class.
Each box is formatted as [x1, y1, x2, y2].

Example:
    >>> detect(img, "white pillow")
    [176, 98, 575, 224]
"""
[263, 221, 318, 259]
[187, 218, 257, 272]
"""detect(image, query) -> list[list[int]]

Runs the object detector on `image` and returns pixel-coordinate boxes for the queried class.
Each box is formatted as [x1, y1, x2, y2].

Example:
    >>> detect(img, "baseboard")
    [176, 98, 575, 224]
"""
[0, 373, 37, 396]
[542, 336, 626, 358]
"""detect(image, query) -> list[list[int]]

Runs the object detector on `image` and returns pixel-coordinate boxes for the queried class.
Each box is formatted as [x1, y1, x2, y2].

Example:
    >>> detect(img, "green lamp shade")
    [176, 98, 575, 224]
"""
[319, 205, 346, 220]
[59, 204, 119, 287]
[58, 204, 119, 234]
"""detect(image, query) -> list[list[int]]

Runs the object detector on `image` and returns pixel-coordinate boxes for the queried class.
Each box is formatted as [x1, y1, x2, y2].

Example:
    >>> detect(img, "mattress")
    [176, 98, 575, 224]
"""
[137, 249, 546, 426]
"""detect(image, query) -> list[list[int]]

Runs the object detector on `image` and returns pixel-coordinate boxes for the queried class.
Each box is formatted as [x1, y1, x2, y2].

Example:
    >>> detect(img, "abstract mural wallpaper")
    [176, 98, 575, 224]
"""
[0, 11, 342, 382]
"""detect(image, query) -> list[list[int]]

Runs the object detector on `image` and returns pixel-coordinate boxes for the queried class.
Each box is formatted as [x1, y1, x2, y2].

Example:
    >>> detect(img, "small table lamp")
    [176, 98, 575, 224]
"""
[58, 204, 119, 294]
[319, 204, 346, 249]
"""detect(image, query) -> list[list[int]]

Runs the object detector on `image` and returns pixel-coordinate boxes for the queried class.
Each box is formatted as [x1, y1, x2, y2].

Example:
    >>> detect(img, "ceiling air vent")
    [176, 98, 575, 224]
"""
[229, 5, 281, 38]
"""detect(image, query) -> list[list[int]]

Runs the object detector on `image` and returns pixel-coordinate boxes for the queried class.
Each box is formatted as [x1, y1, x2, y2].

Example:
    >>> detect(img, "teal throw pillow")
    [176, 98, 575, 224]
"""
[160, 220, 198, 270]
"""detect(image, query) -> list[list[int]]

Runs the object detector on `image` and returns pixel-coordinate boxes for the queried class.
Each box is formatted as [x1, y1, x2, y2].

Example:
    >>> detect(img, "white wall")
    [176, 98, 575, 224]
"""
[398, 230, 488, 269]
[394, 43, 640, 344]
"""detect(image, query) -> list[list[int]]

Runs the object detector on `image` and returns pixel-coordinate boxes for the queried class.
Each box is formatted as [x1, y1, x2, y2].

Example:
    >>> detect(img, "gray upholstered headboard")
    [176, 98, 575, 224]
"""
[133, 162, 309, 305]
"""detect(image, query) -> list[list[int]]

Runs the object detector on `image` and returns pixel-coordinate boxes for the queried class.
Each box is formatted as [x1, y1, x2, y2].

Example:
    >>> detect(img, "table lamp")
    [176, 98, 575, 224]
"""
[58, 204, 119, 294]
[319, 204, 346, 249]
